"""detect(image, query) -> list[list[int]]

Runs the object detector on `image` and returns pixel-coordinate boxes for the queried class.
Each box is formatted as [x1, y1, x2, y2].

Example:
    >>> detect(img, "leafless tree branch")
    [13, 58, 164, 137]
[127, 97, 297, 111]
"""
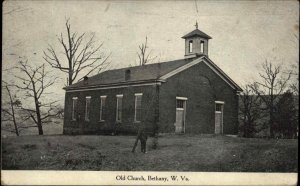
[137, 36, 157, 66]
[43, 19, 110, 85]
[11, 60, 62, 135]
[249, 60, 292, 138]
[1, 81, 21, 136]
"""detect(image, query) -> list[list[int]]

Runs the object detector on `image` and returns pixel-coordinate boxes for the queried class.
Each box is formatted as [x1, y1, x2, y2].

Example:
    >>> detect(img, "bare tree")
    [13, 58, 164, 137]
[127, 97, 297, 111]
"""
[239, 85, 264, 138]
[43, 19, 110, 86]
[249, 60, 291, 138]
[13, 60, 62, 135]
[1, 81, 21, 136]
[274, 90, 298, 138]
[289, 62, 299, 95]
[137, 37, 157, 66]
[1, 80, 35, 135]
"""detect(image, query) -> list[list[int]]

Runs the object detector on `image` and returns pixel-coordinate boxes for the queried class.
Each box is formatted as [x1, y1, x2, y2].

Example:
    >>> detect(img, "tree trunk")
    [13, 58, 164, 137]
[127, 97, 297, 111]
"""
[6, 85, 19, 136]
[35, 102, 43, 135]
[34, 92, 43, 135]
[69, 71, 73, 86]
[11, 103, 19, 136]
[11, 107, 19, 136]
[270, 90, 274, 138]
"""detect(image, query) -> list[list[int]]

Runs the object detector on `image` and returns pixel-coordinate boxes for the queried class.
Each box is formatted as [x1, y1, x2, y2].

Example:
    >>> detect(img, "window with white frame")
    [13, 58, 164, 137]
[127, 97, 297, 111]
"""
[100, 96, 106, 121]
[72, 97, 78, 120]
[215, 101, 224, 113]
[116, 94, 123, 122]
[200, 41, 204, 53]
[176, 97, 187, 110]
[134, 93, 143, 122]
[85, 96, 91, 121]
[189, 40, 193, 53]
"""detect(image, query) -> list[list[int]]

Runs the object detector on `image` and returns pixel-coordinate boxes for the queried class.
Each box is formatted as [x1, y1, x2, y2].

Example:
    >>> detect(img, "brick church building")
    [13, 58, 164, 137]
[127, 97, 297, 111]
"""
[63, 24, 242, 135]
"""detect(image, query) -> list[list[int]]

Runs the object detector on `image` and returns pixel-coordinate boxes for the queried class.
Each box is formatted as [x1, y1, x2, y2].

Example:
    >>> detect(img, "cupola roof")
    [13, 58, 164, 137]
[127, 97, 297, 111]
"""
[182, 28, 212, 39]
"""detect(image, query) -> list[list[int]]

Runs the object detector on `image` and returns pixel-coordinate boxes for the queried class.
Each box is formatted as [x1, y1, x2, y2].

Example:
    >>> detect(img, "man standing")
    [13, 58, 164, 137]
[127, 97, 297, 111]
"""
[132, 127, 148, 153]
[140, 130, 148, 153]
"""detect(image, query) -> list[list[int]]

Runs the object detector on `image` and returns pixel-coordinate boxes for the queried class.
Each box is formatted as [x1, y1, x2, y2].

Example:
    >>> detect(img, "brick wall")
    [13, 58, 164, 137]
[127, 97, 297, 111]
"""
[63, 60, 239, 135]
[63, 85, 157, 135]
[159, 60, 239, 134]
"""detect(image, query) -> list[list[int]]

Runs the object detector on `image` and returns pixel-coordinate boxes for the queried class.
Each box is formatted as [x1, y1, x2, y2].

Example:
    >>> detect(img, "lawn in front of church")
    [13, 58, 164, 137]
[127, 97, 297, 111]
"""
[2, 134, 298, 172]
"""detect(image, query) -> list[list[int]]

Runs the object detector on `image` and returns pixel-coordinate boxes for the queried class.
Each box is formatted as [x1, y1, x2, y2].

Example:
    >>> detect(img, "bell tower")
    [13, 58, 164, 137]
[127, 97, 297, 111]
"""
[182, 22, 212, 58]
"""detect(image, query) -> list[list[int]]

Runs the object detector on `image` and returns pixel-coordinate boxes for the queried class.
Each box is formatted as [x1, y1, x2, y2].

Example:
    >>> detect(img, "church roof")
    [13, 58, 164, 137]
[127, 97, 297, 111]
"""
[65, 57, 196, 90]
[64, 55, 242, 91]
[182, 29, 212, 39]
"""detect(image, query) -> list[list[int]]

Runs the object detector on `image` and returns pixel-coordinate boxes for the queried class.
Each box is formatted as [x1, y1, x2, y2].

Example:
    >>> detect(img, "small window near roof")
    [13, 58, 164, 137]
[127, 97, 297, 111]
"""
[125, 69, 131, 81]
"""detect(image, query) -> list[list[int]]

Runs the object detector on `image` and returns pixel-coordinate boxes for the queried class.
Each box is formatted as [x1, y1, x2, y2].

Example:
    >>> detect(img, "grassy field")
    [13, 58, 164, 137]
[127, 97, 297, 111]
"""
[2, 134, 298, 172]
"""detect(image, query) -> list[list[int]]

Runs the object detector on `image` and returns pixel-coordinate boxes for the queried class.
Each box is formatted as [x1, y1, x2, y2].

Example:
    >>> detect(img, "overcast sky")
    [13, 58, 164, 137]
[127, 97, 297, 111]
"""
[3, 0, 299, 102]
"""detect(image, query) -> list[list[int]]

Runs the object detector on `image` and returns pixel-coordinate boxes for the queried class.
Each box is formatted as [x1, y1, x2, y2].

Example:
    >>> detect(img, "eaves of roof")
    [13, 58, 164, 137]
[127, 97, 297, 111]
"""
[64, 79, 165, 91]
[182, 29, 212, 39]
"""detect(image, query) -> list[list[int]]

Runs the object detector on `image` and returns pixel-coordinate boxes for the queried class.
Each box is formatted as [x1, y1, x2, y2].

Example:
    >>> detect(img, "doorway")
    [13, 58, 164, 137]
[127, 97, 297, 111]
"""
[215, 101, 224, 134]
[175, 97, 187, 133]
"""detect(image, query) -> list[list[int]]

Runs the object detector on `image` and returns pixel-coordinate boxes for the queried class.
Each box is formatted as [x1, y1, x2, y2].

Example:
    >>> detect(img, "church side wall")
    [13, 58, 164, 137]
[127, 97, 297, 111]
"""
[63, 85, 157, 135]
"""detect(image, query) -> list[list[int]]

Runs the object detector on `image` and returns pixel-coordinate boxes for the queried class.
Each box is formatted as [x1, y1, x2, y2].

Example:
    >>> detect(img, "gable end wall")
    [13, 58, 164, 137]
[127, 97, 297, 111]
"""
[159, 61, 239, 134]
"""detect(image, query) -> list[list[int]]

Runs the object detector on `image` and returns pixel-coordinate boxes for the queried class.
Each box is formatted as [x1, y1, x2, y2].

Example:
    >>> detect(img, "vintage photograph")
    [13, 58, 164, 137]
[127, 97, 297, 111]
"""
[1, 0, 298, 184]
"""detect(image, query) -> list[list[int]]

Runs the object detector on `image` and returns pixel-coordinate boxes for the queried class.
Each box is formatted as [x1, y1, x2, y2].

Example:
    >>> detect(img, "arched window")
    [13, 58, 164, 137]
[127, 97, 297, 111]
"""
[189, 40, 193, 53]
[200, 41, 204, 53]
[125, 69, 131, 81]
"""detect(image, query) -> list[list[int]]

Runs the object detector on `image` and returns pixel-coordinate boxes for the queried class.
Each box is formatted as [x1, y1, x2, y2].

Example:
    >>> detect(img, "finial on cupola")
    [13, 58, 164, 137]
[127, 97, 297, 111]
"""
[195, 21, 198, 29]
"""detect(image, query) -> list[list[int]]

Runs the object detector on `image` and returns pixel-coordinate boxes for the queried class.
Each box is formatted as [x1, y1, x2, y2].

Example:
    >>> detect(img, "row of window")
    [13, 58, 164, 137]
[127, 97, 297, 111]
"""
[71, 93, 143, 122]
[188, 40, 205, 53]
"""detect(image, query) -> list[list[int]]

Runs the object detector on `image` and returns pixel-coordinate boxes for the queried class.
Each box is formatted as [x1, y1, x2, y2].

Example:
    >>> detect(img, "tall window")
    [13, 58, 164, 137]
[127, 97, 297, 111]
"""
[100, 96, 106, 121]
[116, 94, 123, 122]
[72, 97, 78, 120]
[200, 41, 204, 53]
[85, 96, 91, 121]
[134, 93, 143, 122]
[189, 40, 193, 53]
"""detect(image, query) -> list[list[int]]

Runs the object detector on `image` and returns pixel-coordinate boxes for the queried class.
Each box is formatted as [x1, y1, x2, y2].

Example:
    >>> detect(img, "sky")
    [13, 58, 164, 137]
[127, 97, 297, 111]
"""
[2, 0, 299, 103]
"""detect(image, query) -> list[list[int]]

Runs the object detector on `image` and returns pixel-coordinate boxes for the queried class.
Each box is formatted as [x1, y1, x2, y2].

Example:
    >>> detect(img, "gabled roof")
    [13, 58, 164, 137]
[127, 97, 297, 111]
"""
[65, 57, 195, 90]
[159, 56, 242, 91]
[65, 55, 242, 92]
[182, 29, 212, 39]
